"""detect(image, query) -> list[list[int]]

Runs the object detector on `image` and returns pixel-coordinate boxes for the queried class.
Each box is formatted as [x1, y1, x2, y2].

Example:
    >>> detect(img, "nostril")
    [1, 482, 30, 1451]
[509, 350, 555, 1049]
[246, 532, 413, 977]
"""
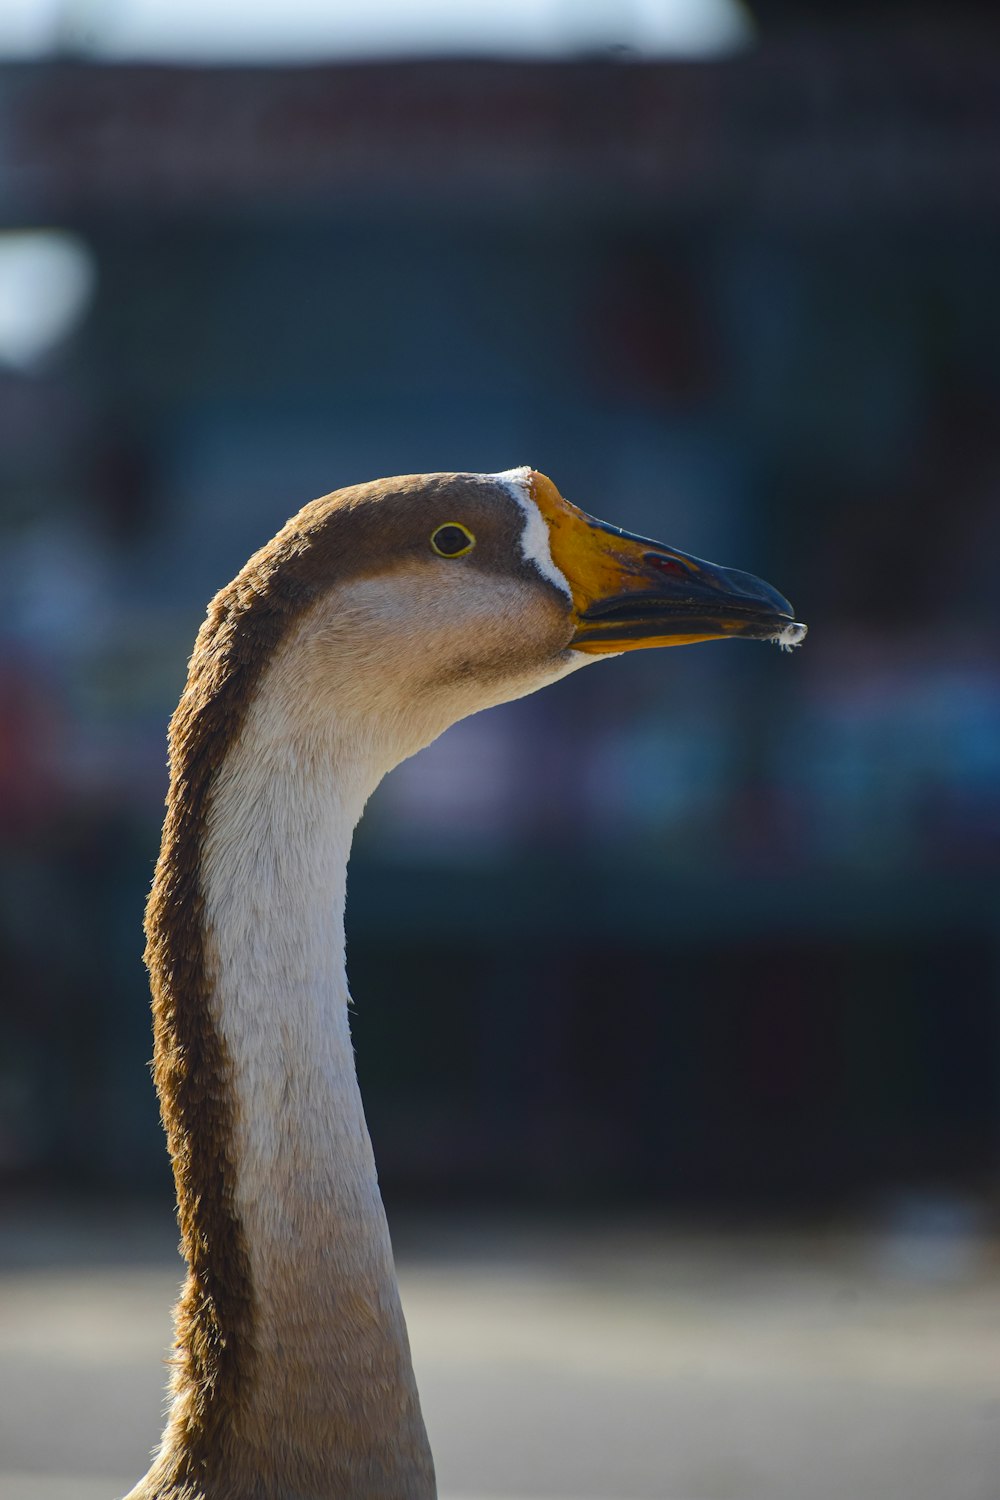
[645, 552, 688, 578]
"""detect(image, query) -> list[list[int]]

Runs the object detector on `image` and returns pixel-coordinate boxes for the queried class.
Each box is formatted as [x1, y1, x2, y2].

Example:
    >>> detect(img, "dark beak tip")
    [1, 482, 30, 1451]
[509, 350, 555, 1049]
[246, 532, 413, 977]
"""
[729, 569, 795, 621]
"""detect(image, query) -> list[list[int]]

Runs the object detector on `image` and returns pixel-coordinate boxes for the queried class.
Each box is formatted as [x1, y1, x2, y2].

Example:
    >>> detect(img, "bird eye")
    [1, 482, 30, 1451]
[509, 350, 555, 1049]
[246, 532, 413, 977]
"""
[431, 523, 475, 558]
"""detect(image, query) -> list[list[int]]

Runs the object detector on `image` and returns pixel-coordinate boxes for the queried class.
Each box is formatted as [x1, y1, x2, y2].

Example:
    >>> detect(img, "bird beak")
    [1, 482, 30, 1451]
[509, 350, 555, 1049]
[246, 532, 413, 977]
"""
[529, 471, 807, 654]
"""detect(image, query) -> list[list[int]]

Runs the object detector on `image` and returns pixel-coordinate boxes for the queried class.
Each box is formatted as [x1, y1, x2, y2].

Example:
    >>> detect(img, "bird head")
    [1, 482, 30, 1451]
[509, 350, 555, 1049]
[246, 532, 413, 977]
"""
[239, 467, 805, 775]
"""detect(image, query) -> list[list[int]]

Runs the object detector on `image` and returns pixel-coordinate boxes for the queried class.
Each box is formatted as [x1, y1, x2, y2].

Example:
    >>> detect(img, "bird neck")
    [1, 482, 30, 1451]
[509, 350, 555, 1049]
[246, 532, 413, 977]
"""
[146, 702, 436, 1498]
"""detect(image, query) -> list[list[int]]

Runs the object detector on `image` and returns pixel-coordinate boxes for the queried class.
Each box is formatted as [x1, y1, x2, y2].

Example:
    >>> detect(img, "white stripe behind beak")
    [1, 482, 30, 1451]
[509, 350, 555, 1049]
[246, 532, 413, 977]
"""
[492, 467, 573, 602]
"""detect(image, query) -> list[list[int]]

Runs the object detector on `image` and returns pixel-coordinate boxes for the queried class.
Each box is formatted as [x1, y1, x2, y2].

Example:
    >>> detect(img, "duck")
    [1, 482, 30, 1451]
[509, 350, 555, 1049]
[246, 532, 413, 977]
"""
[126, 467, 805, 1500]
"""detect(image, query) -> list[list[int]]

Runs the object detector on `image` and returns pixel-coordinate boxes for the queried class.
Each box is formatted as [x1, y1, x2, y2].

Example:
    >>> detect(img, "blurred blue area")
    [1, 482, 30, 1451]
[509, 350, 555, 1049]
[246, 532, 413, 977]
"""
[0, 24, 998, 1208]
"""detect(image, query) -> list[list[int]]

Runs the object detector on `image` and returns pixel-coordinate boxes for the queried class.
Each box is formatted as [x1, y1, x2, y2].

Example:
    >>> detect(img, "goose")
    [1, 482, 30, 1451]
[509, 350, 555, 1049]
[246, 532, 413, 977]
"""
[127, 466, 805, 1500]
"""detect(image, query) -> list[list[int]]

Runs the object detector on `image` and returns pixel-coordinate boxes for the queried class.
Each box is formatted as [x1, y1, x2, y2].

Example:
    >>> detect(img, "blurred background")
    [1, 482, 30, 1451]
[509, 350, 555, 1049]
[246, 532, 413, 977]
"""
[1, 1, 999, 1497]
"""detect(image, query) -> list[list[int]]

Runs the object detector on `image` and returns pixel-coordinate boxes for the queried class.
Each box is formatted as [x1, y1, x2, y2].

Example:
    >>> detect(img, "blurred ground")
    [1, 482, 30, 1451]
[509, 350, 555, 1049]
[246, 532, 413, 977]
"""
[1, 1207, 998, 1500]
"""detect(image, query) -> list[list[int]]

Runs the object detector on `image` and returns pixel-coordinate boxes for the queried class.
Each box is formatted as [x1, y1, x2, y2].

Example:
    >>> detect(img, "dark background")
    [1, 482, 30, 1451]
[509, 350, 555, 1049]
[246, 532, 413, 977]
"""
[2, 6, 999, 1224]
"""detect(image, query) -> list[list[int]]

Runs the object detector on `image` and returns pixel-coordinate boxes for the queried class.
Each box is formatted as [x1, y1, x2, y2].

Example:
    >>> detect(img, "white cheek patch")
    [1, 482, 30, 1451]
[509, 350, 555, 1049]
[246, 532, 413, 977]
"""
[492, 467, 573, 602]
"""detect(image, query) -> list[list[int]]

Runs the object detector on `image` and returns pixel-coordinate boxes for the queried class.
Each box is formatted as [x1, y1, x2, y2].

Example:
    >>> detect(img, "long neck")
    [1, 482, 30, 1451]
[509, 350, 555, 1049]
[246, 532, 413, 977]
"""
[143, 710, 435, 1498]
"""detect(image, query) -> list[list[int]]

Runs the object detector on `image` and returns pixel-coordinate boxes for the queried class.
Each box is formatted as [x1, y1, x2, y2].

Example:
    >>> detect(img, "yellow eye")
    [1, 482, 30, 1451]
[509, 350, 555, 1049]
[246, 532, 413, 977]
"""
[430, 523, 475, 558]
